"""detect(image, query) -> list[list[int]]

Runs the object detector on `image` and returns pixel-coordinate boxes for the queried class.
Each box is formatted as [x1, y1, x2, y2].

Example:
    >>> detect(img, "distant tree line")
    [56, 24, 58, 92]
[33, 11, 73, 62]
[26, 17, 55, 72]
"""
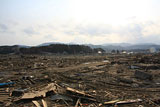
[0, 44, 105, 54]
[0, 45, 17, 54]
[20, 44, 94, 54]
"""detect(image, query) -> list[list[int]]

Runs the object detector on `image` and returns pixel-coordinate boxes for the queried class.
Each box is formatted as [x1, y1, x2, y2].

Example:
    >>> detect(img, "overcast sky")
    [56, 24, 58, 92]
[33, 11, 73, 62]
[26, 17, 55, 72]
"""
[0, 0, 160, 46]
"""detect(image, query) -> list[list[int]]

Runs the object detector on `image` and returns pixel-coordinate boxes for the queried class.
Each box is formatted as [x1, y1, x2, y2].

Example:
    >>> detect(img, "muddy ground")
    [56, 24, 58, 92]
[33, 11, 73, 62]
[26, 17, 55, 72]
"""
[0, 54, 160, 107]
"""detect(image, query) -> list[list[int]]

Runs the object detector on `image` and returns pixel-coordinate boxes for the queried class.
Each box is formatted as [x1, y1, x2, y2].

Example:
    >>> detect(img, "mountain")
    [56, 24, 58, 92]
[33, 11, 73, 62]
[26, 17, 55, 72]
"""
[38, 42, 62, 46]
[0, 42, 160, 54]
[16, 45, 30, 48]
[135, 43, 156, 45]
[102, 43, 132, 47]
[126, 44, 160, 50]
[85, 43, 160, 52]
[38, 42, 160, 52]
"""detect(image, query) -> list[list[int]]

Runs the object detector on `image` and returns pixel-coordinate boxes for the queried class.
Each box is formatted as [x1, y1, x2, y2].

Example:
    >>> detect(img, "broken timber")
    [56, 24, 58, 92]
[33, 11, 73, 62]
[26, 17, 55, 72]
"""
[66, 87, 93, 97]
[22, 83, 57, 99]
[99, 99, 142, 106]
[42, 99, 48, 107]
[32, 100, 41, 107]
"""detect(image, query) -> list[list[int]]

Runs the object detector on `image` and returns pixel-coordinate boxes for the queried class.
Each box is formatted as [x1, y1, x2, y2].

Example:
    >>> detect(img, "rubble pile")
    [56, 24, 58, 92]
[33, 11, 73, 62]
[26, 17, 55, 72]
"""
[0, 54, 160, 107]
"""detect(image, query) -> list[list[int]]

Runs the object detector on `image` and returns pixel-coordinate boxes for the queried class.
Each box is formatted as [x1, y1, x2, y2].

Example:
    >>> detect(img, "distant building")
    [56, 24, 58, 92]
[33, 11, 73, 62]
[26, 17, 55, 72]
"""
[127, 51, 134, 54]
[98, 51, 102, 54]
[149, 47, 156, 53]
[122, 51, 127, 54]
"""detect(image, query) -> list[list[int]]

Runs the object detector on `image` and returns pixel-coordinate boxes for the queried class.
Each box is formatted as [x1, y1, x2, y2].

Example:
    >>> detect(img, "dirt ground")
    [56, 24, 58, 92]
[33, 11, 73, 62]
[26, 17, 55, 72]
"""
[0, 54, 160, 107]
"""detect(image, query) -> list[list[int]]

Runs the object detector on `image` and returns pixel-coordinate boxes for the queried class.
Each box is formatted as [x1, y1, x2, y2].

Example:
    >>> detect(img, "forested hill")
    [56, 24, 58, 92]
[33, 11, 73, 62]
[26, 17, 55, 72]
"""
[0, 44, 105, 54]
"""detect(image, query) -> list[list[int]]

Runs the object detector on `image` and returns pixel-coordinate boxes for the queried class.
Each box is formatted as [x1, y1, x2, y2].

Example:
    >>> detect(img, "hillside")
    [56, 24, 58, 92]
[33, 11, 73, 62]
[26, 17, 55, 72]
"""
[0, 44, 104, 54]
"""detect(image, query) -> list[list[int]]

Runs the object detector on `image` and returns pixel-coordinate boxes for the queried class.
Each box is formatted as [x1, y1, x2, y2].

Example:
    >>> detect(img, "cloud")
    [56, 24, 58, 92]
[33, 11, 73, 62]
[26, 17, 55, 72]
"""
[1, 18, 160, 46]
[0, 24, 8, 32]
[0, 23, 16, 34]
[23, 27, 38, 36]
[141, 21, 160, 37]
[44, 34, 57, 41]
[75, 24, 112, 36]
[44, 20, 160, 44]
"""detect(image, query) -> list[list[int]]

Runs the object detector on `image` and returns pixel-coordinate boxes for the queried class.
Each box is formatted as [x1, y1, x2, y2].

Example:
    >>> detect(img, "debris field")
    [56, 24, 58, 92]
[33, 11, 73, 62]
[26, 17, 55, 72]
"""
[0, 54, 160, 107]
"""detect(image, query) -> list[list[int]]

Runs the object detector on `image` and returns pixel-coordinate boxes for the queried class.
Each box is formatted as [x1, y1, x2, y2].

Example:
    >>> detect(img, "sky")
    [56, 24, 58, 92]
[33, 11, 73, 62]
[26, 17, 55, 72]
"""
[0, 0, 160, 46]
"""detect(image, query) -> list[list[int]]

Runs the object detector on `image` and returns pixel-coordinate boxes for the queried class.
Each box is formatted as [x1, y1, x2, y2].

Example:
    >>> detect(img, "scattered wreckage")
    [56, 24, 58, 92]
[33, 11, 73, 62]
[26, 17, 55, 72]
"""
[0, 81, 145, 107]
[0, 54, 160, 106]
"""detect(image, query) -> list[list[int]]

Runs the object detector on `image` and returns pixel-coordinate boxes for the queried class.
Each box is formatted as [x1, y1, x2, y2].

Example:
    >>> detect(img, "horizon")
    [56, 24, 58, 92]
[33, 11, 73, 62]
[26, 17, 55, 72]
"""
[0, 0, 160, 45]
[0, 42, 160, 47]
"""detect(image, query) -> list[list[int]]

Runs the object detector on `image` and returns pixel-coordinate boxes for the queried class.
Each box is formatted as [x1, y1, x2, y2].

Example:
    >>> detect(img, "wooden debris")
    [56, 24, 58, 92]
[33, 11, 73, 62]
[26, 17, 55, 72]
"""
[51, 94, 73, 101]
[116, 99, 142, 104]
[22, 83, 57, 99]
[66, 87, 93, 97]
[99, 100, 120, 106]
[134, 70, 152, 80]
[75, 99, 80, 107]
[32, 100, 41, 107]
[62, 99, 69, 106]
[75, 99, 83, 107]
[1, 54, 160, 106]
[42, 99, 48, 107]
[99, 99, 142, 106]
